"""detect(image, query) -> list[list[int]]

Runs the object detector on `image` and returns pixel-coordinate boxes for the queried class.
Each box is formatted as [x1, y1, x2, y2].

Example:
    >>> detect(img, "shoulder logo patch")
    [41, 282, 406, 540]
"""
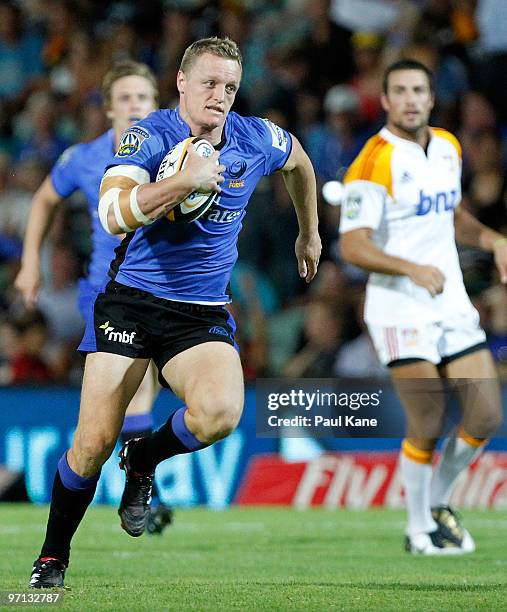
[261, 118, 288, 153]
[344, 192, 362, 219]
[117, 126, 150, 157]
[57, 144, 78, 167]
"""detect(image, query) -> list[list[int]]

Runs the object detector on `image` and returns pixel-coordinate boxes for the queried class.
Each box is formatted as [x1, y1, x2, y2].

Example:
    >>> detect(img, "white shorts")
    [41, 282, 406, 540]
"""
[367, 310, 487, 366]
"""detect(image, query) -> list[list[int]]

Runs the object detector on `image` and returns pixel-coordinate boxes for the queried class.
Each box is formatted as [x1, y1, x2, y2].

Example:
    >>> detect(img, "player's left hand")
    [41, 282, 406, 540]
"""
[295, 231, 321, 283]
[493, 238, 507, 283]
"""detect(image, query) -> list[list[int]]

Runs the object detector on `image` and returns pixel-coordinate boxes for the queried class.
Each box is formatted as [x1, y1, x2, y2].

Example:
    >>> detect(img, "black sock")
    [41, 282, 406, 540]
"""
[40, 471, 97, 566]
[129, 412, 196, 474]
[120, 427, 152, 445]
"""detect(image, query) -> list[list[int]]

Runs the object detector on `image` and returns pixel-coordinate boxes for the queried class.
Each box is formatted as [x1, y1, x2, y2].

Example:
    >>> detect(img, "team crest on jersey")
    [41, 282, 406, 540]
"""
[344, 192, 362, 219]
[262, 118, 288, 153]
[117, 126, 150, 157]
[229, 160, 247, 179]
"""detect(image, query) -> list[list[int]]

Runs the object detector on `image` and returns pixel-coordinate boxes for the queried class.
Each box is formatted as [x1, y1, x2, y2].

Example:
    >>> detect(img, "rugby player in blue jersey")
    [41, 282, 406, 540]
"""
[28, 37, 321, 588]
[15, 62, 174, 561]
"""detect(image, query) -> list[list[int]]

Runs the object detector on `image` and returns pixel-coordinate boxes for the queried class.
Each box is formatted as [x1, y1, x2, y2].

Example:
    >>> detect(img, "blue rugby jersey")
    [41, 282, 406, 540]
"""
[51, 130, 119, 290]
[108, 108, 292, 303]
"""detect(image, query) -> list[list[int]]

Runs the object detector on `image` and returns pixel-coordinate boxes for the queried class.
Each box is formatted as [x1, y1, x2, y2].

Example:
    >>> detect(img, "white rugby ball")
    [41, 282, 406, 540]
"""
[156, 136, 218, 223]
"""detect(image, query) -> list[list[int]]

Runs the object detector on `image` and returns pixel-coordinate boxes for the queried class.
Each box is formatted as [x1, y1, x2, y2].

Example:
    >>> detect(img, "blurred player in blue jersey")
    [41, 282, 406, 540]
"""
[28, 37, 321, 588]
[15, 61, 174, 547]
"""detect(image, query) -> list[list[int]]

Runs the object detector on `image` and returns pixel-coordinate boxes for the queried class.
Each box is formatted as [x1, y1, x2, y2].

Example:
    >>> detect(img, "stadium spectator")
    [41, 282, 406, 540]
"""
[334, 292, 387, 378]
[349, 31, 386, 126]
[297, 0, 355, 97]
[41, 0, 80, 71]
[227, 264, 271, 381]
[304, 84, 371, 183]
[13, 91, 70, 165]
[238, 169, 308, 306]
[0, 0, 44, 107]
[36, 243, 83, 345]
[401, 40, 469, 129]
[474, 0, 507, 122]
[479, 276, 507, 377]
[457, 91, 498, 181]
[1, 309, 54, 385]
[462, 130, 507, 233]
[155, 8, 193, 105]
[283, 299, 343, 378]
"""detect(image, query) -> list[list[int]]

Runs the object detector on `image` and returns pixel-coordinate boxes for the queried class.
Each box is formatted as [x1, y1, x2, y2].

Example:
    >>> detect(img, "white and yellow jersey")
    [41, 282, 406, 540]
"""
[339, 126, 474, 325]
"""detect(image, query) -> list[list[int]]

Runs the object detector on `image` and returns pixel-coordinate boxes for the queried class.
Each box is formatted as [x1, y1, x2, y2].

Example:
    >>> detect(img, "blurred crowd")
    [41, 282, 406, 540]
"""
[0, 0, 506, 385]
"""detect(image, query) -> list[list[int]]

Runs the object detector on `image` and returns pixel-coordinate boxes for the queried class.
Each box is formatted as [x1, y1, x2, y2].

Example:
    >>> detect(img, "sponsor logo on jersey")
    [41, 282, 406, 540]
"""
[401, 328, 419, 346]
[117, 126, 150, 157]
[415, 189, 458, 216]
[229, 179, 245, 188]
[344, 192, 362, 219]
[205, 206, 242, 224]
[229, 160, 247, 179]
[99, 321, 136, 344]
[262, 118, 288, 153]
[400, 170, 413, 183]
[209, 326, 229, 337]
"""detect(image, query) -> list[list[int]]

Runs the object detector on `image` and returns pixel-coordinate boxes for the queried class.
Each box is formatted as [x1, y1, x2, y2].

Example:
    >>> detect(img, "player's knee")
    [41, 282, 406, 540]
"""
[479, 409, 503, 438]
[407, 417, 444, 440]
[75, 432, 117, 463]
[192, 397, 242, 443]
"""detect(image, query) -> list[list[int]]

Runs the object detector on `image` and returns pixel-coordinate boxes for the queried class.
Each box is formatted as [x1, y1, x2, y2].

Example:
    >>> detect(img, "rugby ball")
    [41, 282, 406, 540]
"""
[156, 136, 218, 223]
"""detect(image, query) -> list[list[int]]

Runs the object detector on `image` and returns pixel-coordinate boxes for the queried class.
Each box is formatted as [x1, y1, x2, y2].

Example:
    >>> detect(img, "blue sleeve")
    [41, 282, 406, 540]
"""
[110, 121, 166, 180]
[248, 117, 293, 175]
[50, 145, 81, 198]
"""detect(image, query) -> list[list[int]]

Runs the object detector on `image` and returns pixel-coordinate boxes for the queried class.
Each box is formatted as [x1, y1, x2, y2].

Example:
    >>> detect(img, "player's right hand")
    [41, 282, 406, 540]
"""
[408, 264, 445, 297]
[14, 266, 41, 308]
[183, 145, 225, 193]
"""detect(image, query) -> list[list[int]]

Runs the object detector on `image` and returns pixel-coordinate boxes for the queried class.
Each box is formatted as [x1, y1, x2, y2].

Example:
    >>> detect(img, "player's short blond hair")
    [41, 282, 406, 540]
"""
[180, 37, 242, 73]
[102, 61, 159, 110]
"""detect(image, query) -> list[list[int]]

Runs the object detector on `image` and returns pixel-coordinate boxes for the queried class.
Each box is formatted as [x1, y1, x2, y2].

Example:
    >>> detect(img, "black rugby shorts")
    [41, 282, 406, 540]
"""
[80, 280, 237, 386]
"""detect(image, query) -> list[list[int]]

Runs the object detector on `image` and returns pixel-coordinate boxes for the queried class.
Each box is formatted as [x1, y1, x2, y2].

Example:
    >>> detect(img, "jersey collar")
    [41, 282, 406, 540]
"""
[380, 126, 431, 155]
[175, 105, 230, 148]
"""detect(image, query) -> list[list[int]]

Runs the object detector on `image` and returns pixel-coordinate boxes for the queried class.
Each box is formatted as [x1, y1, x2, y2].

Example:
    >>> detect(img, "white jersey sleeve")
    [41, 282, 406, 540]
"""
[339, 180, 386, 233]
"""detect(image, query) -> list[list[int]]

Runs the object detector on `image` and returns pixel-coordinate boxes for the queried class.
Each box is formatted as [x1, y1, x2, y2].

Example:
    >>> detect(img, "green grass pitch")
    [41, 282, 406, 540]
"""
[1, 504, 506, 610]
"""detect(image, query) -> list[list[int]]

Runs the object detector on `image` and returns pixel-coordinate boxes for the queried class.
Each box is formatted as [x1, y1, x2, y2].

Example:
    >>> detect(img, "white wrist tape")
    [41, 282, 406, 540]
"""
[98, 187, 121, 234]
[129, 185, 154, 225]
[113, 196, 133, 233]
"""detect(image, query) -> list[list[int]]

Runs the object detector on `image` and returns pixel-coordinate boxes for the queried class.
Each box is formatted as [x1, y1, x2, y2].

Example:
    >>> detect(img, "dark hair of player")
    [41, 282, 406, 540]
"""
[382, 59, 435, 94]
